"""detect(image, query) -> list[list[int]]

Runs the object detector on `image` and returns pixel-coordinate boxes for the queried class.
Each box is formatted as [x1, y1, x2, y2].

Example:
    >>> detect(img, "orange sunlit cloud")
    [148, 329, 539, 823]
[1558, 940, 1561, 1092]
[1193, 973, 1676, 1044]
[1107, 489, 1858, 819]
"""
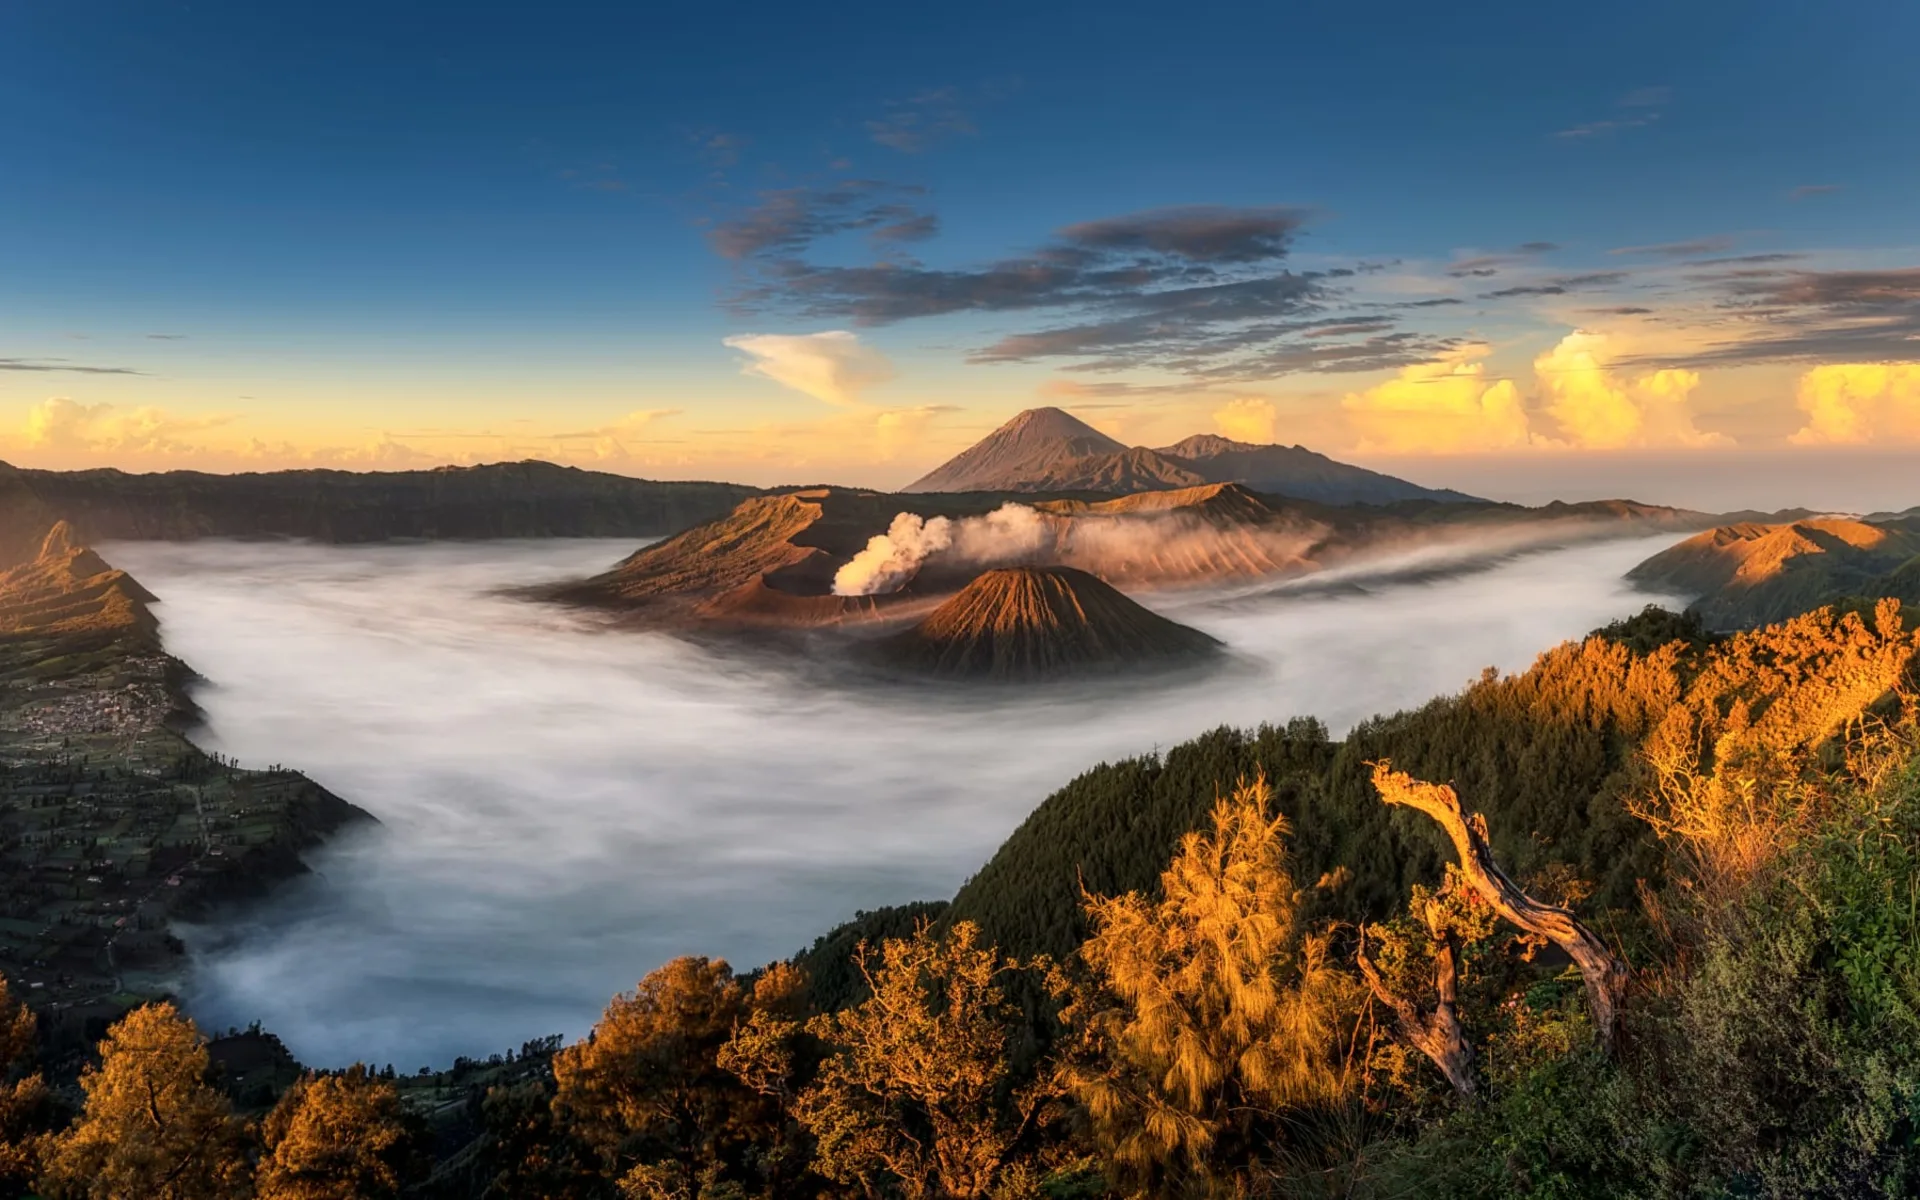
[1790, 363, 1920, 445]
[1212, 397, 1279, 443]
[1535, 332, 1730, 450]
[1343, 345, 1534, 453]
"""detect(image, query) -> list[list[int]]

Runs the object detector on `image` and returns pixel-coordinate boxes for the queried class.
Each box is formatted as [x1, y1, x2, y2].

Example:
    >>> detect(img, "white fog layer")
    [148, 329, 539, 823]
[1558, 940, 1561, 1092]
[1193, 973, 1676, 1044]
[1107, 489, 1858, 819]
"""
[103, 536, 1689, 1069]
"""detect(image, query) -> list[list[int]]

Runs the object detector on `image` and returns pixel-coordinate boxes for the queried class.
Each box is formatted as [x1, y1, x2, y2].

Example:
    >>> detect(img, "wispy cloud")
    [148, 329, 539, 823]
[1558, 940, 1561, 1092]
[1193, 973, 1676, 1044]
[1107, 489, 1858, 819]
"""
[691, 129, 747, 170]
[865, 87, 978, 154]
[0, 357, 143, 375]
[720, 199, 1471, 382]
[1480, 272, 1627, 300]
[707, 181, 935, 261]
[1556, 86, 1669, 139]
[1609, 237, 1737, 258]
[1624, 265, 1920, 368]
[1445, 242, 1558, 277]
[1617, 86, 1671, 109]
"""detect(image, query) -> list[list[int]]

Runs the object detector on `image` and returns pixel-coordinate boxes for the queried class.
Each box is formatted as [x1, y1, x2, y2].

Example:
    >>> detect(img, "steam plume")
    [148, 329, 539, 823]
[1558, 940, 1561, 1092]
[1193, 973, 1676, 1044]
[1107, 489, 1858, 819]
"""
[832, 504, 1051, 595]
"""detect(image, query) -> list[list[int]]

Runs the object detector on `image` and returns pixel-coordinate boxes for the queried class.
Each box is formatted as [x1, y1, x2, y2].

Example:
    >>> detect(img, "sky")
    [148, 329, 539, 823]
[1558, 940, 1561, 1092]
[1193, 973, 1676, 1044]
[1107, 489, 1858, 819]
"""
[3, 0, 1917, 505]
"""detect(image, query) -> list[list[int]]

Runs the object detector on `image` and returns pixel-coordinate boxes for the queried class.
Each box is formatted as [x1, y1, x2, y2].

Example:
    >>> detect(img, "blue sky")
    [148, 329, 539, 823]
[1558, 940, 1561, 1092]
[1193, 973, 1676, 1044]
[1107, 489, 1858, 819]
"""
[2, 0, 1916, 499]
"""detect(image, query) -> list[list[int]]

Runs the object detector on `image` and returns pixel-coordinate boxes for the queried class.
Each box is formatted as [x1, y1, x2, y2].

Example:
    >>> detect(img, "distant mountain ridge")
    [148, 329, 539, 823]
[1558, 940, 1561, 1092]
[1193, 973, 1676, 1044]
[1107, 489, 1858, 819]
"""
[0, 459, 760, 544]
[907, 408, 1477, 505]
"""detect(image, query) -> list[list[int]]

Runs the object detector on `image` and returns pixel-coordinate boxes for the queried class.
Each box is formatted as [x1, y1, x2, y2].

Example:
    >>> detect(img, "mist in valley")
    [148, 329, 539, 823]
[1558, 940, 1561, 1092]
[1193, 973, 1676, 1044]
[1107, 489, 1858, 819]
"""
[105, 534, 1691, 1069]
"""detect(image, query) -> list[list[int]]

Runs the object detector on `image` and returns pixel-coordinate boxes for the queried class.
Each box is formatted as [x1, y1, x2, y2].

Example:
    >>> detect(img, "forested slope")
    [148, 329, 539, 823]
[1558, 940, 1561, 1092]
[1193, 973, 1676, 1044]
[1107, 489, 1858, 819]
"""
[946, 606, 1706, 962]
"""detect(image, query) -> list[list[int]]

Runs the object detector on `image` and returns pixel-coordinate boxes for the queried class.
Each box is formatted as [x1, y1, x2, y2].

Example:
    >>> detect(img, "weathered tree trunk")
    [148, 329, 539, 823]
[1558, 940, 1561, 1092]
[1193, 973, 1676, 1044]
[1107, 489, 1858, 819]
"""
[1370, 762, 1631, 1051]
[1357, 919, 1477, 1097]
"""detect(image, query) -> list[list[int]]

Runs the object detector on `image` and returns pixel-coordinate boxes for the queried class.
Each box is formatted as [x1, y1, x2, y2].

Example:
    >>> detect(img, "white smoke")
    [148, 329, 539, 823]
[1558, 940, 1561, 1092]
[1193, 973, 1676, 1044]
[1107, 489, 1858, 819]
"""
[832, 504, 1053, 596]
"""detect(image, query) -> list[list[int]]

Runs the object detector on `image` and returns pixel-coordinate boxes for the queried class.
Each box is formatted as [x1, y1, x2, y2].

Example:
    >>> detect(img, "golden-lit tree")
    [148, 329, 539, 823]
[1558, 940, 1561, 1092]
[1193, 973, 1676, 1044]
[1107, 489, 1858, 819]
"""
[710, 961, 819, 1198]
[715, 961, 810, 1107]
[256, 1064, 422, 1200]
[1637, 600, 1919, 888]
[1058, 777, 1362, 1199]
[552, 956, 756, 1200]
[790, 921, 1051, 1200]
[0, 977, 49, 1198]
[39, 1002, 249, 1200]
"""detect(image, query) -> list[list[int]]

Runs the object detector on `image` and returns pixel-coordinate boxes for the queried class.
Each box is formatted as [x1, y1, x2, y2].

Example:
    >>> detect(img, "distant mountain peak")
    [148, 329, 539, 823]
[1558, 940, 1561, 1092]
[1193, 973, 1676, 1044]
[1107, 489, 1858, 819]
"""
[909, 410, 1478, 505]
[1159, 433, 1263, 457]
[996, 407, 1122, 445]
[905, 408, 1130, 493]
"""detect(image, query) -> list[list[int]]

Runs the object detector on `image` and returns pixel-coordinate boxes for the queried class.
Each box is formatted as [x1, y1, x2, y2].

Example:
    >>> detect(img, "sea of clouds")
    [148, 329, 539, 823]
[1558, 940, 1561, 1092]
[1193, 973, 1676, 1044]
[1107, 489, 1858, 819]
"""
[104, 534, 1689, 1069]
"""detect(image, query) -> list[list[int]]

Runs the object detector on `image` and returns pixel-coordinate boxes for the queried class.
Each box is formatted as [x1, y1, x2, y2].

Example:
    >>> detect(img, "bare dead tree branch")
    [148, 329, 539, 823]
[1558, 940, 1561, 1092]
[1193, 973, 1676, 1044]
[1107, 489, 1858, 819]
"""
[1356, 923, 1477, 1097]
[1370, 761, 1631, 1051]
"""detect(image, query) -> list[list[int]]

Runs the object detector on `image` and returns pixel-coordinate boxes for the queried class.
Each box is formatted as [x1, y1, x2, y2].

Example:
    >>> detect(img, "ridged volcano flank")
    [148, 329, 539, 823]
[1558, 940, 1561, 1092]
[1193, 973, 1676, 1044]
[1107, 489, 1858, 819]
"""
[880, 566, 1219, 680]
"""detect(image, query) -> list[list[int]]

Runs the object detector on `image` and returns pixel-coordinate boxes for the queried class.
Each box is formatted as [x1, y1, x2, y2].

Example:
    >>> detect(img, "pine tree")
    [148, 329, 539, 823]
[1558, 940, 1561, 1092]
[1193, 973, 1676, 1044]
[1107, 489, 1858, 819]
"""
[552, 956, 757, 1199]
[1058, 777, 1362, 1199]
[39, 1002, 249, 1200]
[256, 1064, 423, 1199]
[786, 922, 1052, 1200]
[0, 977, 50, 1199]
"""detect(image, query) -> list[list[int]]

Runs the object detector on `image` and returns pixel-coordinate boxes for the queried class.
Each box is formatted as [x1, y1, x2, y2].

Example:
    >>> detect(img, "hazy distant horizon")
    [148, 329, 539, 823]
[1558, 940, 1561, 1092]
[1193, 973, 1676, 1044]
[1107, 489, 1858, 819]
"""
[20, 440, 1914, 521]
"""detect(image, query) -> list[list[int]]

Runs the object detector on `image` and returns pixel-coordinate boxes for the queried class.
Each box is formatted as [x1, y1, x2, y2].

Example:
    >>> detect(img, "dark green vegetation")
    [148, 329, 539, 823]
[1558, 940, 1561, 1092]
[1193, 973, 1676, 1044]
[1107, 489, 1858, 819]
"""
[907, 407, 1478, 504]
[947, 606, 1697, 962]
[876, 566, 1220, 680]
[0, 459, 760, 543]
[1630, 512, 1920, 629]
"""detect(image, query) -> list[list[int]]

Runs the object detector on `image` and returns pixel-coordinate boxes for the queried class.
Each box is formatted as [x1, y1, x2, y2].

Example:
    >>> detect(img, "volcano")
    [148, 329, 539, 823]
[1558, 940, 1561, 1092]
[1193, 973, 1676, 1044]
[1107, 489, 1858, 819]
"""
[877, 566, 1220, 681]
[905, 408, 1185, 494]
[905, 407, 1477, 502]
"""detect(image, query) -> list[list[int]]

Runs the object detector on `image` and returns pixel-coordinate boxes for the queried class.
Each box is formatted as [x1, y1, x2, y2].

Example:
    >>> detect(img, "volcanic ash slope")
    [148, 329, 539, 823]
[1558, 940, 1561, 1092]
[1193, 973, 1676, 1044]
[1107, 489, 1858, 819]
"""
[877, 565, 1220, 681]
